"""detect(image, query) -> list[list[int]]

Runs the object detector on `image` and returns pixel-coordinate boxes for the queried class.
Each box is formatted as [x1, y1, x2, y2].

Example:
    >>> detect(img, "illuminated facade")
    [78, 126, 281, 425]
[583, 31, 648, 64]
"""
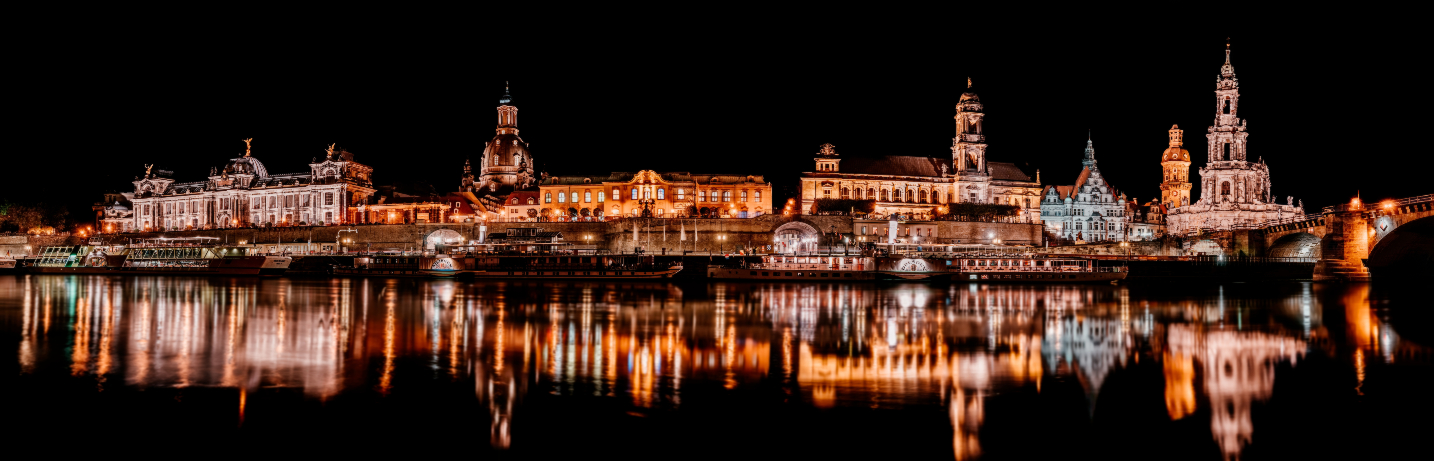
[1166, 42, 1303, 234]
[798, 83, 1043, 220]
[128, 141, 375, 230]
[1160, 124, 1193, 209]
[1039, 135, 1130, 242]
[538, 170, 772, 219]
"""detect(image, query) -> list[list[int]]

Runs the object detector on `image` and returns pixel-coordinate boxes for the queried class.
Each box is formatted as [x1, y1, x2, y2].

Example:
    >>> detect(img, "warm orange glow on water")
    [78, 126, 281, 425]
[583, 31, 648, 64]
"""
[1164, 352, 1196, 420]
[6, 276, 1430, 458]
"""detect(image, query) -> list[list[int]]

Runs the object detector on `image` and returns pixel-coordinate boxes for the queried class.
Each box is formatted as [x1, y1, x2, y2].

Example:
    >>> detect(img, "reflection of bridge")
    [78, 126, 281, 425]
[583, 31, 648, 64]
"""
[1251, 194, 1432, 281]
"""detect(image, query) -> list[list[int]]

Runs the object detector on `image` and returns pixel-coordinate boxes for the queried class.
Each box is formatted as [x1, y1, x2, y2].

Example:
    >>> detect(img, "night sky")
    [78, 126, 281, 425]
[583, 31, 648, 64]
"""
[10, 21, 1428, 224]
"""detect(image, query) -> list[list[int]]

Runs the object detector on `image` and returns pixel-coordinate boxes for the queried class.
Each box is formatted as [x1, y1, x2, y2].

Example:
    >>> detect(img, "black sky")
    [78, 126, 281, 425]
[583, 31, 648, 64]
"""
[9, 18, 1429, 223]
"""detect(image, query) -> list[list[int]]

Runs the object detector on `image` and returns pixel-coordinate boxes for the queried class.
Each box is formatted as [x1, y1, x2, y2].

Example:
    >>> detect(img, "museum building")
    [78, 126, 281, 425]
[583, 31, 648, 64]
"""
[798, 83, 1042, 221]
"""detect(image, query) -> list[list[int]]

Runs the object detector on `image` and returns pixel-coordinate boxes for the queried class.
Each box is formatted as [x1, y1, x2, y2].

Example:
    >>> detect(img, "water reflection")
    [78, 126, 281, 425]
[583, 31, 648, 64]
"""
[3, 275, 1429, 459]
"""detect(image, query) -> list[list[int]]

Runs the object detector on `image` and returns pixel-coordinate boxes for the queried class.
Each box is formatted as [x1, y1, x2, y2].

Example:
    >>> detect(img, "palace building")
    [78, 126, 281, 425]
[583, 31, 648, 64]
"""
[128, 140, 377, 231]
[799, 82, 1042, 221]
[537, 170, 772, 220]
[1166, 42, 1302, 234]
[1040, 135, 1130, 242]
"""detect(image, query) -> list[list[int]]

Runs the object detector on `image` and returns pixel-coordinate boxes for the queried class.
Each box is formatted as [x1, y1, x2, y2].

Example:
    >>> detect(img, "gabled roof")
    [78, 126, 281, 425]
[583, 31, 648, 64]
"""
[1073, 167, 1092, 192]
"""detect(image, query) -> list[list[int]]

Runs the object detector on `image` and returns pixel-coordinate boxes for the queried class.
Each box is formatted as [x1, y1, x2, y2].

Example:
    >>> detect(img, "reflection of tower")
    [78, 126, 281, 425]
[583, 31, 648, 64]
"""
[1167, 324, 1304, 460]
[1042, 317, 1128, 414]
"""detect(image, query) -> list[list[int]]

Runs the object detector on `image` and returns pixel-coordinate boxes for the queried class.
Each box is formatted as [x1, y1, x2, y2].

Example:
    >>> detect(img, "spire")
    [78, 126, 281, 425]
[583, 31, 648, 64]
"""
[1219, 39, 1237, 79]
[967, 76, 972, 89]
[498, 81, 513, 105]
[1082, 131, 1097, 170]
[1169, 124, 1183, 148]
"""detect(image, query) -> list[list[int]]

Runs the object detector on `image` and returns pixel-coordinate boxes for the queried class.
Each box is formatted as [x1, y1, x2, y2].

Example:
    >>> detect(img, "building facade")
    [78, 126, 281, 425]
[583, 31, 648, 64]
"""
[127, 140, 376, 231]
[462, 84, 536, 197]
[538, 170, 772, 219]
[1040, 136, 1129, 242]
[799, 83, 1042, 221]
[1166, 42, 1302, 234]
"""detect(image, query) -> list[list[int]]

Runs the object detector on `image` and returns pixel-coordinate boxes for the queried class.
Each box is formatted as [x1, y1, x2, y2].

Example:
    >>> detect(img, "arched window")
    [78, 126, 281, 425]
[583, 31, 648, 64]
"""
[598, 192, 605, 203]
[642, 188, 650, 200]
[841, 187, 850, 199]
[1223, 97, 1231, 114]
[557, 192, 565, 203]
[631, 188, 638, 200]
[544, 193, 552, 203]
[527, 197, 536, 205]
[570, 192, 578, 203]
[1223, 143, 1231, 160]
[896, 189, 904, 202]
[513, 153, 522, 165]
[1221, 181, 1232, 199]
[754, 191, 761, 201]
[883, 189, 891, 202]
[722, 191, 731, 202]
[698, 190, 706, 202]
[585, 191, 592, 202]
[740, 191, 748, 201]
[657, 188, 665, 200]
[919, 190, 928, 203]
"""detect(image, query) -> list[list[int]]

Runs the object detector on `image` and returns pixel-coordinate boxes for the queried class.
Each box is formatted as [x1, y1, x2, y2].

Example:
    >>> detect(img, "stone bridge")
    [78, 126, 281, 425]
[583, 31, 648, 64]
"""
[1254, 194, 1434, 281]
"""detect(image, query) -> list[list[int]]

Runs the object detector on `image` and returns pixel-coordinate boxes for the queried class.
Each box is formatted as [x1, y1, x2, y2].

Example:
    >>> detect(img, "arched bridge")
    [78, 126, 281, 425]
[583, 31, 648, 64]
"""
[1255, 194, 1434, 281]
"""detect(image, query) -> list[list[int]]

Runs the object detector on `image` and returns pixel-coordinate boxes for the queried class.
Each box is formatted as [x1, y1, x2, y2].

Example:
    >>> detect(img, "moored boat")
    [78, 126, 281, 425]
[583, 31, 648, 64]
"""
[707, 252, 1126, 283]
[24, 237, 291, 276]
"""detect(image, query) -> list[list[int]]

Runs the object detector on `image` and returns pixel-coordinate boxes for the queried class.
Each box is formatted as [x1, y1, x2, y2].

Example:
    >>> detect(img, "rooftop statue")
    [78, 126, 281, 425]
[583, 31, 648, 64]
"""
[243, 138, 253, 157]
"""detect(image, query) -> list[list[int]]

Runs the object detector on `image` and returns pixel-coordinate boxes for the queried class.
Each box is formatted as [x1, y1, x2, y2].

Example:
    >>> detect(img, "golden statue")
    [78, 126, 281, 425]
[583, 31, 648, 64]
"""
[144, 163, 154, 176]
[967, 77, 972, 89]
[326, 143, 336, 158]
[243, 138, 253, 157]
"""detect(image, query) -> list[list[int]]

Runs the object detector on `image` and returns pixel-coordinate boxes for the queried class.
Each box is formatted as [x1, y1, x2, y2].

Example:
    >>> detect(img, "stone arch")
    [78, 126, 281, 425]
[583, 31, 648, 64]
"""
[425, 228, 464, 250]
[773, 221, 820, 254]
[1268, 232, 1321, 258]
[1188, 239, 1225, 256]
[1367, 215, 1434, 279]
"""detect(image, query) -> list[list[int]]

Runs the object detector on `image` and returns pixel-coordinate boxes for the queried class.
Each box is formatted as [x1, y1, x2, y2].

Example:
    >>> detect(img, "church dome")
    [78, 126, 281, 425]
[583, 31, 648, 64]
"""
[225, 156, 269, 178]
[959, 91, 980, 102]
[1163, 146, 1190, 162]
[481, 133, 531, 168]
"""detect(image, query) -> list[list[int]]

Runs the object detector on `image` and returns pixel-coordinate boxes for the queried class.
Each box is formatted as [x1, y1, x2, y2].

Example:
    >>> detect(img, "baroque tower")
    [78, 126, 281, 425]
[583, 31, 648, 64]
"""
[475, 82, 535, 194]
[951, 78, 991, 202]
[1160, 124, 1192, 208]
[1166, 40, 1301, 235]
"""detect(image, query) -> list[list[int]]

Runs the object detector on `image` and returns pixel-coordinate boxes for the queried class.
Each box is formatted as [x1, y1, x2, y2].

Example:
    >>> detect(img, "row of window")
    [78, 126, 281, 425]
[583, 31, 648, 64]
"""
[859, 226, 935, 237]
[544, 188, 762, 204]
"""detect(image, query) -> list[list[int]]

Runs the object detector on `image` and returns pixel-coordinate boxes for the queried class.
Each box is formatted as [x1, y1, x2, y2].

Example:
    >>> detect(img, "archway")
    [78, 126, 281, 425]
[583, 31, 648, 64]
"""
[1268, 232, 1321, 258]
[773, 221, 819, 254]
[425, 229, 464, 250]
[1367, 216, 1434, 279]
[1188, 239, 1224, 256]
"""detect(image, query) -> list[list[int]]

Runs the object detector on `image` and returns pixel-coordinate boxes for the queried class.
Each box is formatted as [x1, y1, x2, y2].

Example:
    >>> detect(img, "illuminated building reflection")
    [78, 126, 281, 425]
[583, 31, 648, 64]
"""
[5, 276, 1430, 458]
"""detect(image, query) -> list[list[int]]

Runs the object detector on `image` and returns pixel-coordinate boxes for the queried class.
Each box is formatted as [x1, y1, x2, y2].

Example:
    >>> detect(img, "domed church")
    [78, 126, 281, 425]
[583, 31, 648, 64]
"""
[462, 82, 537, 198]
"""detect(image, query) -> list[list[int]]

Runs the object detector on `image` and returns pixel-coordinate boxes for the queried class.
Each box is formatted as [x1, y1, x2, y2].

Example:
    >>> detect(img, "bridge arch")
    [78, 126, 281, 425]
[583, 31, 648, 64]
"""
[425, 228, 464, 250]
[773, 221, 819, 254]
[1268, 232, 1321, 258]
[1367, 215, 1434, 279]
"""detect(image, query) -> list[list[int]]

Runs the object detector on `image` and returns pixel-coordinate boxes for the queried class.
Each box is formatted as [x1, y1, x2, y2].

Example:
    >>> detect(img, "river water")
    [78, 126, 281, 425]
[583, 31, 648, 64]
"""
[2, 275, 1429, 459]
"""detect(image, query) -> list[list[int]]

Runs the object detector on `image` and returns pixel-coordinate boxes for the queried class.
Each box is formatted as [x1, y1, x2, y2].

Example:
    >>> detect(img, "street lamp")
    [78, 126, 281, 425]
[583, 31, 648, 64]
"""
[719, 234, 727, 254]
[1119, 241, 1130, 259]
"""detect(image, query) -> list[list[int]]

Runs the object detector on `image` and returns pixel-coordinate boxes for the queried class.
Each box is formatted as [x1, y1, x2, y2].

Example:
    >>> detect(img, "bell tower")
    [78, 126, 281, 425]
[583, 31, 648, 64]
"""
[1161, 124, 1192, 208]
[1207, 39, 1249, 163]
[952, 77, 987, 174]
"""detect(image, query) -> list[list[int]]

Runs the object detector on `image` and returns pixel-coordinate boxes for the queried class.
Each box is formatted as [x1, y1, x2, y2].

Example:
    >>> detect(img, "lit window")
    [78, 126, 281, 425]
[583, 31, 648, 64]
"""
[570, 192, 577, 203]
[723, 191, 731, 202]
[741, 191, 748, 202]
[699, 190, 706, 202]
[545, 193, 552, 203]
[657, 188, 665, 200]
[676, 189, 685, 200]
[598, 192, 605, 203]
[558, 193, 566, 203]
[631, 188, 638, 200]
[585, 191, 592, 202]
[755, 191, 761, 201]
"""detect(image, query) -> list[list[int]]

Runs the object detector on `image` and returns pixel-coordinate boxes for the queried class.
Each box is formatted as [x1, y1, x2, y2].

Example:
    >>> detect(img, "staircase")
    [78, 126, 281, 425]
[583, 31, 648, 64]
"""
[1313, 259, 1371, 282]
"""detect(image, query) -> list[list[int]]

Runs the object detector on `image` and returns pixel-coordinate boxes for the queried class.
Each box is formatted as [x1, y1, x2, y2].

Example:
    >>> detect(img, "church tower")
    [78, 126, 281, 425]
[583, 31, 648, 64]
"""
[476, 82, 535, 194]
[1161, 124, 1192, 208]
[1207, 40, 1250, 163]
[952, 78, 991, 202]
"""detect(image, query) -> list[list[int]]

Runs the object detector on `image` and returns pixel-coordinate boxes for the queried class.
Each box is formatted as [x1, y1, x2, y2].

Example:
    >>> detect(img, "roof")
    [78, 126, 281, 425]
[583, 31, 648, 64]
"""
[1163, 146, 1191, 162]
[987, 162, 1033, 182]
[837, 155, 951, 177]
[1073, 167, 1092, 191]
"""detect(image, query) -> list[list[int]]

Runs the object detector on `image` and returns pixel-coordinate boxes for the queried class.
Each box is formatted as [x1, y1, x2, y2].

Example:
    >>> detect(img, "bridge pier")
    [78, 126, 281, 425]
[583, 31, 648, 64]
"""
[1314, 201, 1370, 282]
